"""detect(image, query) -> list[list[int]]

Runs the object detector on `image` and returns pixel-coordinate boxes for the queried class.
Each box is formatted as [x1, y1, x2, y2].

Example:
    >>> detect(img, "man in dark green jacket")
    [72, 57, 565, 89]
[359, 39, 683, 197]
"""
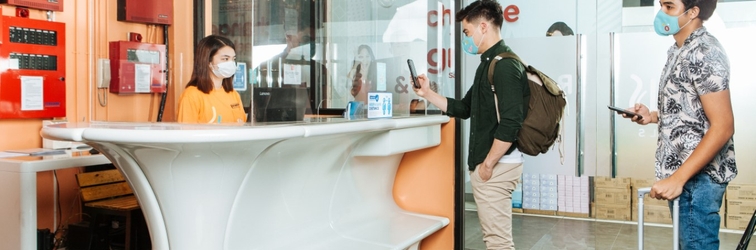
[413, 1, 529, 249]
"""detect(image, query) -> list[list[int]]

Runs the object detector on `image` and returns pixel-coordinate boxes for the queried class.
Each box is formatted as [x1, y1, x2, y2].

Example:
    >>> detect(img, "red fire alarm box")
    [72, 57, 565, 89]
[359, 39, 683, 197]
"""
[0, 0, 63, 12]
[117, 0, 172, 25]
[109, 41, 166, 94]
[0, 16, 66, 119]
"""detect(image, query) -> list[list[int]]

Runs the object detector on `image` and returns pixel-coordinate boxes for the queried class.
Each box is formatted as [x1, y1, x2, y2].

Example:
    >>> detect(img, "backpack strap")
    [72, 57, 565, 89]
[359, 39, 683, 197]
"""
[487, 52, 526, 122]
[487, 52, 526, 90]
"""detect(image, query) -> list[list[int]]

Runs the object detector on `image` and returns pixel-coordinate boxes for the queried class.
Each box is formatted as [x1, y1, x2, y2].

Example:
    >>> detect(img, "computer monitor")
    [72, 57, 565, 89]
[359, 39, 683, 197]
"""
[252, 87, 309, 122]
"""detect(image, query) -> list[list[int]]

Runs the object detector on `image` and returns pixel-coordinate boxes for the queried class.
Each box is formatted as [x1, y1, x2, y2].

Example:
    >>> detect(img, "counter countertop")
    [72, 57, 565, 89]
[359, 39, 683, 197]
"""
[41, 115, 450, 143]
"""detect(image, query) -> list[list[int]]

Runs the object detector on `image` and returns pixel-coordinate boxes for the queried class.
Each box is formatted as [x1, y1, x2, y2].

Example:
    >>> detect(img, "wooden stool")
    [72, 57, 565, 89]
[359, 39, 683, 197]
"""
[76, 169, 142, 250]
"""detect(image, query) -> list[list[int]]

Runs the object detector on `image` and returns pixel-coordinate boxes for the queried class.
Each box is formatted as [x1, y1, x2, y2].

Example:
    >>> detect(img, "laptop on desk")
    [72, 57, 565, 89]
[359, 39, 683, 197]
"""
[252, 87, 310, 122]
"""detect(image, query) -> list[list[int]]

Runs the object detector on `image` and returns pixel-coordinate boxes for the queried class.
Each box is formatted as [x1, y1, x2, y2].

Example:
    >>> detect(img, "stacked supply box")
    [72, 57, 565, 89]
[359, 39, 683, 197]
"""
[522, 173, 540, 210]
[558, 175, 567, 213]
[577, 176, 590, 214]
[594, 177, 632, 221]
[513, 182, 523, 209]
[557, 175, 590, 216]
[631, 178, 671, 223]
[726, 184, 756, 230]
[540, 174, 558, 211]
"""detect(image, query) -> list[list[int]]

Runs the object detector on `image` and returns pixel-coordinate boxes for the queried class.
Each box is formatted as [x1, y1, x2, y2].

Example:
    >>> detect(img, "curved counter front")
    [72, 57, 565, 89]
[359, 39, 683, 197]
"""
[41, 116, 451, 250]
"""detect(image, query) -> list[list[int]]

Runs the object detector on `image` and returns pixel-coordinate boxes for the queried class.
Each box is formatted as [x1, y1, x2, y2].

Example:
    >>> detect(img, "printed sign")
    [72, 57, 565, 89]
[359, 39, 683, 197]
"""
[283, 63, 302, 85]
[234, 62, 247, 91]
[367, 92, 392, 118]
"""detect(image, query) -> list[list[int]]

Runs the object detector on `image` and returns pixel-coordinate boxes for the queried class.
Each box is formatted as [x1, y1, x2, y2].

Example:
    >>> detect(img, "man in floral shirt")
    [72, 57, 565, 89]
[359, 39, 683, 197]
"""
[622, 0, 736, 249]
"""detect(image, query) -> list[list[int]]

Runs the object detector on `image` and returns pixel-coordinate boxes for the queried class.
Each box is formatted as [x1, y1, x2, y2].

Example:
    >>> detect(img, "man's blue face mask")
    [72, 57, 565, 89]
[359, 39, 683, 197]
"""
[461, 26, 484, 55]
[654, 9, 692, 36]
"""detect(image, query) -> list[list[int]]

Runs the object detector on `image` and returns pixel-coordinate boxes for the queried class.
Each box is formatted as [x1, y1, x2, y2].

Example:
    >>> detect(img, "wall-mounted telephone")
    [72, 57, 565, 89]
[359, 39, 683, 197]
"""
[97, 58, 111, 89]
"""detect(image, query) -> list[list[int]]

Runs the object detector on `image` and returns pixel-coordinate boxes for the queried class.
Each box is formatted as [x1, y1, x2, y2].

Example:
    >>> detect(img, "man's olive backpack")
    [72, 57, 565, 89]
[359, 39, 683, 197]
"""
[488, 52, 566, 160]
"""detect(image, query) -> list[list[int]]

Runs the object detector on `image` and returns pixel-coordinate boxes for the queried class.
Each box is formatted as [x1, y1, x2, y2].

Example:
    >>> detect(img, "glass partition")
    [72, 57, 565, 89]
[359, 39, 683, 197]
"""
[211, 0, 456, 121]
[610, 32, 667, 179]
[621, 0, 756, 33]
[499, 36, 580, 176]
[612, 28, 756, 182]
[615, 2, 756, 173]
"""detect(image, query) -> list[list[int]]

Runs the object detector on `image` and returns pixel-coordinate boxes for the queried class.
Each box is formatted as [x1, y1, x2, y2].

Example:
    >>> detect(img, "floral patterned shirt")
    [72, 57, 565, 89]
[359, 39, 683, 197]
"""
[656, 27, 737, 184]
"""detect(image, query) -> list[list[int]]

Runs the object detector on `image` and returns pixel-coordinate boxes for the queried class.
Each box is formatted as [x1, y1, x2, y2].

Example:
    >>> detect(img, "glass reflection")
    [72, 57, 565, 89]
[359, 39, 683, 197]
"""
[211, 0, 453, 120]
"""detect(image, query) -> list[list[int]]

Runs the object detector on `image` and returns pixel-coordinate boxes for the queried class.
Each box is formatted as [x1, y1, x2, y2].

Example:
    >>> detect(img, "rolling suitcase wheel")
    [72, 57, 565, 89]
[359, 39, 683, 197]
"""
[637, 187, 679, 250]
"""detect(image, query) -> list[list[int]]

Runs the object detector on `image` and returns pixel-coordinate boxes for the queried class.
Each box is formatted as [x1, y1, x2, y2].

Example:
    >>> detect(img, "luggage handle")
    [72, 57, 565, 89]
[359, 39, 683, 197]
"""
[637, 187, 680, 250]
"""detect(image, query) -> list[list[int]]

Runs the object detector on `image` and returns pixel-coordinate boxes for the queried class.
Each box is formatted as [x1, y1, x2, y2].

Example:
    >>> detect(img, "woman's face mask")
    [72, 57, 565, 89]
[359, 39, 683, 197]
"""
[212, 61, 237, 78]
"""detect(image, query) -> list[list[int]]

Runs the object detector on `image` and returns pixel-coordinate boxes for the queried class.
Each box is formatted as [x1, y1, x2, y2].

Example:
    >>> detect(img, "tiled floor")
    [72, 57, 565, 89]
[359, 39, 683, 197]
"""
[464, 202, 749, 250]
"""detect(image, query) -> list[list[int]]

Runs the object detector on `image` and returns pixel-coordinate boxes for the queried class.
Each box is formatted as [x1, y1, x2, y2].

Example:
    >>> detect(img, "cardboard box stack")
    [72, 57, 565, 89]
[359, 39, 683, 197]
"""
[522, 173, 540, 210]
[726, 184, 756, 230]
[631, 178, 671, 223]
[557, 175, 590, 217]
[540, 174, 558, 211]
[594, 177, 632, 221]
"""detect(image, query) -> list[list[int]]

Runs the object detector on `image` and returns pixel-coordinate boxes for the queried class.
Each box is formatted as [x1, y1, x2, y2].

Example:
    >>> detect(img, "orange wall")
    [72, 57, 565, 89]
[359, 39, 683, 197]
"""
[89, 1, 194, 122]
[0, 0, 194, 230]
[0, 0, 194, 152]
[395, 120, 456, 249]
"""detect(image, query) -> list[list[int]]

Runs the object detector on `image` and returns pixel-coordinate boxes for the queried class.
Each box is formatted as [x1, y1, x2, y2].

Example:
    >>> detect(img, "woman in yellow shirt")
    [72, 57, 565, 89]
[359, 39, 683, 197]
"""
[177, 35, 247, 123]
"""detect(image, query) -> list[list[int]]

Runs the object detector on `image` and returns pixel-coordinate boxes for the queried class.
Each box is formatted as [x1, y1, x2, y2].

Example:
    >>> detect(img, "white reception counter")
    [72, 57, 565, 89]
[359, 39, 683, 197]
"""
[41, 115, 451, 250]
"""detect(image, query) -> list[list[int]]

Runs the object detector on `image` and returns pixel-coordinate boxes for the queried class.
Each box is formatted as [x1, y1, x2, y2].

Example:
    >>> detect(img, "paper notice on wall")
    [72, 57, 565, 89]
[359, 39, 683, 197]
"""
[283, 64, 302, 85]
[134, 64, 151, 93]
[21, 76, 44, 111]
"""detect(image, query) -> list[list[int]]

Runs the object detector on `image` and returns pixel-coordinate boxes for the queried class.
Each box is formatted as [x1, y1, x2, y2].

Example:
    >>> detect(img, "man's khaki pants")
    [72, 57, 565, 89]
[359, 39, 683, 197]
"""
[470, 162, 523, 250]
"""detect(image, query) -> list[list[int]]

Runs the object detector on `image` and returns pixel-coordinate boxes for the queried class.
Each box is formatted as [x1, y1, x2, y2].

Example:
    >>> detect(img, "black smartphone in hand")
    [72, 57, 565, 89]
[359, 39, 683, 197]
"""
[608, 105, 643, 120]
[407, 59, 420, 89]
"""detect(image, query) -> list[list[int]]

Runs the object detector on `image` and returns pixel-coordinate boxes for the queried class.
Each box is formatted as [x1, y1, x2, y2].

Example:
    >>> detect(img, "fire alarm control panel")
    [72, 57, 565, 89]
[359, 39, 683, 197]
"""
[0, 16, 66, 119]
[0, 0, 63, 12]
[117, 0, 173, 25]
[109, 41, 166, 94]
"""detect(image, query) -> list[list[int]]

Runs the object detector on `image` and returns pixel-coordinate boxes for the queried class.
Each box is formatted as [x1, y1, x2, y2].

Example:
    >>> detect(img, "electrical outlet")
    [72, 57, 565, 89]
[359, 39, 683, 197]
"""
[97, 59, 111, 88]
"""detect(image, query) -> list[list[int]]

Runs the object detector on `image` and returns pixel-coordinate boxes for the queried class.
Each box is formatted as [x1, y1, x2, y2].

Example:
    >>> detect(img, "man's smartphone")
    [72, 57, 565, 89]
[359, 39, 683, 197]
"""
[407, 59, 420, 89]
[608, 105, 643, 120]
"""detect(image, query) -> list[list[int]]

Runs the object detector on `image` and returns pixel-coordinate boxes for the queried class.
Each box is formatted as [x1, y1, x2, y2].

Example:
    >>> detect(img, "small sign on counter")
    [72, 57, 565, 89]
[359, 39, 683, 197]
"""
[367, 92, 392, 119]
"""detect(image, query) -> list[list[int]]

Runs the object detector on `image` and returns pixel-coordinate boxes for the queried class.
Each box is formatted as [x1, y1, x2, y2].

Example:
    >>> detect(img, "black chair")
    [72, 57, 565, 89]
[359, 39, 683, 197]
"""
[737, 209, 756, 250]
